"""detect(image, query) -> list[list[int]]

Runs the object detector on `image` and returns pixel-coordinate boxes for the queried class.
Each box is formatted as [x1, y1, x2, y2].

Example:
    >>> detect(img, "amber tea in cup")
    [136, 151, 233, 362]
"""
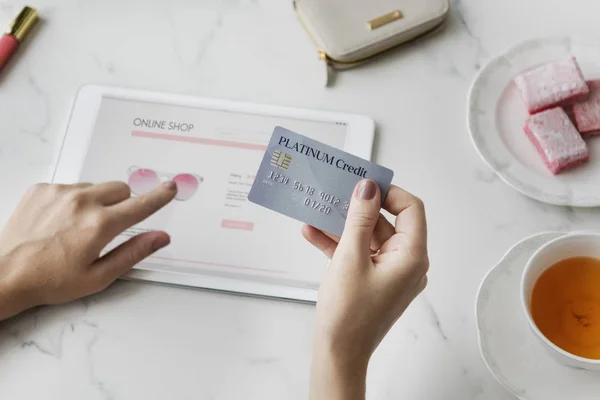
[531, 256, 600, 359]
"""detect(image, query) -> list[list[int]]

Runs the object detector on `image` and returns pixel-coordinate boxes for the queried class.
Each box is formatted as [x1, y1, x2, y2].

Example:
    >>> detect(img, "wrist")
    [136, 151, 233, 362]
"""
[313, 324, 375, 368]
[0, 254, 32, 320]
[310, 338, 369, 400]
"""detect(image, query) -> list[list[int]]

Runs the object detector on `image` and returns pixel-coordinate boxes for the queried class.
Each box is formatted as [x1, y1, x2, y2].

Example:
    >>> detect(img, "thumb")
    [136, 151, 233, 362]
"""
[338, 179, 381, 253]
[91, 231, 171, 289]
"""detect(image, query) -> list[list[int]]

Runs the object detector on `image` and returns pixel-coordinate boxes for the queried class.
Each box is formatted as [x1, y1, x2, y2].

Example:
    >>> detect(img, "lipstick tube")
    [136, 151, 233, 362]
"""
[0, 6, 38, 71]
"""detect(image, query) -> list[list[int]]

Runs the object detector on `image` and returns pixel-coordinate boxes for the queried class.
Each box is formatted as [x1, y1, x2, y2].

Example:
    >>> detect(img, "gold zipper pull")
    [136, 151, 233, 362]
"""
[319, 50, 336, 87]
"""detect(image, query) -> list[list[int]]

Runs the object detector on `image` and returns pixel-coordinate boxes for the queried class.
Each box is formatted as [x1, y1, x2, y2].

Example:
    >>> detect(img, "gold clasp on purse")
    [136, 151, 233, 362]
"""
[367, 10, 403, 30]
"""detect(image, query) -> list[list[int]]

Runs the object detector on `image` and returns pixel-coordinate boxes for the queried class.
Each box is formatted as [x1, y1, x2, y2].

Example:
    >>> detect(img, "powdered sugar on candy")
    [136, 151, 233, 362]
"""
[524, 107, 589, 174]
[573, 80, 600, 135]
[515, 56, 589, 114]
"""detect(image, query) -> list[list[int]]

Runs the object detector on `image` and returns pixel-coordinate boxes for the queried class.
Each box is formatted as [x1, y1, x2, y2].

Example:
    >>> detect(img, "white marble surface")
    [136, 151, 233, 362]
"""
[1, 0, 600, 398]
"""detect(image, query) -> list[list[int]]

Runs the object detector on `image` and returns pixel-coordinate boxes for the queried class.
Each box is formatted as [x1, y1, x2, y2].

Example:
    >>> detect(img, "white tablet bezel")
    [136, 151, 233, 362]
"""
[52, 84, 375, 302]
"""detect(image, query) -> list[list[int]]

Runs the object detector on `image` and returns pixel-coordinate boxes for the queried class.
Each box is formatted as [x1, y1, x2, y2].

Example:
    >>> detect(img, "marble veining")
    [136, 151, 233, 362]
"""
[21, 73, 51, 141]
[422, 296, 448, 341]
[453, 0, 488, 70]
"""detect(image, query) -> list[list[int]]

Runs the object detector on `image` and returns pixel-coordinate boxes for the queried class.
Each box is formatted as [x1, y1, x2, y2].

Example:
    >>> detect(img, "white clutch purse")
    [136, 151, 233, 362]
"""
[293, 0, 450, 85]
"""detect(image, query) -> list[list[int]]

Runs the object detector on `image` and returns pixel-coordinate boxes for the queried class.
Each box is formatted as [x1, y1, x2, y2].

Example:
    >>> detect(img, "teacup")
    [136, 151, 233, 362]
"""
[521, 232, 600, 370]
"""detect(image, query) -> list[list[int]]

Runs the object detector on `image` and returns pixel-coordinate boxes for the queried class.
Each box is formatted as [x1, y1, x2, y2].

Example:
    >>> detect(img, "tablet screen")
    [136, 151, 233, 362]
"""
[79, 96, 349, 290]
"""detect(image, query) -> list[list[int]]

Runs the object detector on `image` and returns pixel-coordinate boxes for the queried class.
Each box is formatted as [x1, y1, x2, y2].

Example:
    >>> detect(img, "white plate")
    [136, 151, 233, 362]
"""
[468, 37, 600, 207]
[476, 231, 600, 400]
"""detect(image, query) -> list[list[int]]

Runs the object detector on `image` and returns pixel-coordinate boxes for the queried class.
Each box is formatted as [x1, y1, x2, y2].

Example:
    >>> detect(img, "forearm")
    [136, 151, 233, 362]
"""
[310, 340, 369, 400]
[0, 255, 30, 321]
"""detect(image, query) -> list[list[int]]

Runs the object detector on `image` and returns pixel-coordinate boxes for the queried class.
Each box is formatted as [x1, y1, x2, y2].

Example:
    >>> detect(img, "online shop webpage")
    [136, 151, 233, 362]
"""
[79, 96, 348, 289]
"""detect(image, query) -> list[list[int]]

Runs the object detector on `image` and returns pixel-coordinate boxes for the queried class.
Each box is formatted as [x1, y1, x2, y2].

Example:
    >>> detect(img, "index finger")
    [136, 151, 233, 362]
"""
[108, 181, 177, 231]
[383, 185, 427, 245]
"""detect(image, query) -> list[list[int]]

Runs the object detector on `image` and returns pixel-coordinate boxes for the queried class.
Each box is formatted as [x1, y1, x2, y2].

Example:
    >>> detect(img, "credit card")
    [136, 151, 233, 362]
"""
[248, 126, 394, 237]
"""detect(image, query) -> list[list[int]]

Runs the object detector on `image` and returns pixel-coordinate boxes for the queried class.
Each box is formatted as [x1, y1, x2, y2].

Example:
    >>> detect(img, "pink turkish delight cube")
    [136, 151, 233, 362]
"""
[524, 107, 589, 175]
[573, 79, 600, 135]
[515, 56, 589, 114]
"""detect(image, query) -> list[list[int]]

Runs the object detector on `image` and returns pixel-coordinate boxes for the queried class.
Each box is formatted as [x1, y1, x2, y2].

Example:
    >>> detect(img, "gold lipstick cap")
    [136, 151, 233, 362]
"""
[6, 6, 39, 42]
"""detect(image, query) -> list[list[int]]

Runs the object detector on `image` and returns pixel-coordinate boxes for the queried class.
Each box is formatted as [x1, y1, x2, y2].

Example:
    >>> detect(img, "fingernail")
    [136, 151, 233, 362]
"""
[162, 181, 177, 191]
[152, 235, 171, 251]
[355, 180, 377, 200]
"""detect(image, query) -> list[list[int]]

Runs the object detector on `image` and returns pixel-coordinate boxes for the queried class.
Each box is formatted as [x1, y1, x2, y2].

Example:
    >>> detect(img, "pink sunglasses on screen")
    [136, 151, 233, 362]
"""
[127, 166, 204, 201]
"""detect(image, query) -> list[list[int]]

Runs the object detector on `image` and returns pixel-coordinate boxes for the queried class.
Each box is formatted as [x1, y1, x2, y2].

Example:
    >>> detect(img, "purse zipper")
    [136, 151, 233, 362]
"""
[304, 17, 446, 68]
[291, 1, 362, 67]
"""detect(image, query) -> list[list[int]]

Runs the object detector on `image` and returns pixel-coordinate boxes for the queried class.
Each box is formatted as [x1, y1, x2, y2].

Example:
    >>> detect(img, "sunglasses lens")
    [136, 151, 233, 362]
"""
[128, 169, 159, 195]
[173, 174, 199, 201]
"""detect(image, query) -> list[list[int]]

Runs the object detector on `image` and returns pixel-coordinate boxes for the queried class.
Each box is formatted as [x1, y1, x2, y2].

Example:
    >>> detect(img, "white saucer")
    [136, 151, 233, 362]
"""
[476, 231, 600, 400]
[468, 37, 600, 207]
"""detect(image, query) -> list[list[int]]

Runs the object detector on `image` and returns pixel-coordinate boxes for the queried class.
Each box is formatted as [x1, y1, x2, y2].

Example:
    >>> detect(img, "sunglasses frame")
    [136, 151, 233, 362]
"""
[127, 166, 204, 201]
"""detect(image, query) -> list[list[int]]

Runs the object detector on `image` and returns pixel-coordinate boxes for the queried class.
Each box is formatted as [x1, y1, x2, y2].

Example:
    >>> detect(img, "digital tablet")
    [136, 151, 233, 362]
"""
[53, 85, 375, 302]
